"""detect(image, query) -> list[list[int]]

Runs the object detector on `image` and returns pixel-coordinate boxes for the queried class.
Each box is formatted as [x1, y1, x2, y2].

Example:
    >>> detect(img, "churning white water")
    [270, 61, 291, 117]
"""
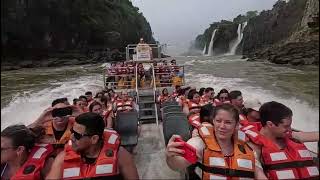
[1, 75, 103, 130]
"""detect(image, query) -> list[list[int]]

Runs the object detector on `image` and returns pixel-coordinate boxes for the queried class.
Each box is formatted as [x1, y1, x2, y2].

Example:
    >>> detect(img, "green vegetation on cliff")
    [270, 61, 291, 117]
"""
[1, 0, 154, 58]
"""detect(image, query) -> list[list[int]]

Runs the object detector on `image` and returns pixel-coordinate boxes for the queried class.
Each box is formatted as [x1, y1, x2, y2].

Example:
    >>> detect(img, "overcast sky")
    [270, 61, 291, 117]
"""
[131, 0, 278, 55]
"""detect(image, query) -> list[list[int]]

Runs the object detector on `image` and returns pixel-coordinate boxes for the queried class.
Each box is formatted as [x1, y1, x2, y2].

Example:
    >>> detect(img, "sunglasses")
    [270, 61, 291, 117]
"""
[70, 128, 92, 140]
[52, 107, 73, 118]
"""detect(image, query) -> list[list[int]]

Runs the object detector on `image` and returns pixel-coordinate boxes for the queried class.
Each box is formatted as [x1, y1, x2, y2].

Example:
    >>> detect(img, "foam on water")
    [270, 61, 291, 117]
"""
[1, 75, 103, 130]
[185, 71, 319, 151]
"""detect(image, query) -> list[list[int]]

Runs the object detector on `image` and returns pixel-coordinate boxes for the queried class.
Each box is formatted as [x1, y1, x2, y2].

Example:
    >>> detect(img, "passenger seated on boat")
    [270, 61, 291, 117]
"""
[106, 62, 117, 87]
[89, 101, 114, 129]
[73, 98, 87, 113]
[101, 97, 115, 129]
[170, 59, 180, 74]
[229, 90, 245, 114]
[78, 95, 89, 112]
[188, 104, 214, 136]
[199, 87, 206, 97]
[107, 89, 118, 104]
[172, 85, 181, 98]
[157, 88, 171, 106]
[171, 72, 183, 87]
[201, 87, 214, 105]
[213, 88, 230, 106]
[166, 104, 266, 179]
[115, 92, 134, 113]
[85, 91, 94, 105]
[46, 113, 139, 179]
[176, 87, 190, 107]
[28, 100, 81, 151]
[240, 98, 263, 131]
[160, 61, 172, 87]
[117, 76, 127, 89]
[183, 91, 203, 115]
[245, 101, 319, 179]
[1, 125, 55, 180]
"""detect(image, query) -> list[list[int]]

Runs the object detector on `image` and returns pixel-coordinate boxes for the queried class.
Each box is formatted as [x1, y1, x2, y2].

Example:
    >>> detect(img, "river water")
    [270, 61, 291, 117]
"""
[1, 55, 319, 151]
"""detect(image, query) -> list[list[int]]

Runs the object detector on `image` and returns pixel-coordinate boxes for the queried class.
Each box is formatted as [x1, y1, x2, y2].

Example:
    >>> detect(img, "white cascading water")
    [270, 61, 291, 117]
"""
[206, 29, 218, 56]
[227, 21, 247, 55]
[202, 44, 207, 55]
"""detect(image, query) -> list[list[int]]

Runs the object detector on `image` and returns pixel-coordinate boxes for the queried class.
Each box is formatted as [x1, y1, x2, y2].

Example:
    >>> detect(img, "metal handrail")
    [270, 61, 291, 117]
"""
[151, 63, 159, 126]
[135, 63, 139, 104]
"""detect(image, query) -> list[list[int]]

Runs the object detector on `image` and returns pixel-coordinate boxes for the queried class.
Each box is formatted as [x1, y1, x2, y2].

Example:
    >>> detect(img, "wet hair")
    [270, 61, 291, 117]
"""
[229, 90, 242, 100]
[75, 113, 105, 138]
[259, 101, 293, 126]
[52, 98, 68, 107]
[100, 96, 109, 106]
[89, 101, 102, 112]
[187, 90, 198, 100]
[213, 104, 240, 123]
[85, 91, 92, 96]
[95, 92, 104, 98]
[162, 88, 168, 95]
[200, 104, 214, 123]
[1, 125, 38, 152]
[205, 87, 214, 93]
[73, 98, 80, 105]
[215, 89, 229, 100]
[199, 88, 206, 96]
[79, 95, 87, 101]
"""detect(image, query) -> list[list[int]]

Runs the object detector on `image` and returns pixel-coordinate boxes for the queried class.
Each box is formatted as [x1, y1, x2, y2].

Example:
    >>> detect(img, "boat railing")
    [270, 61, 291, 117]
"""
[151, 64, 159, 126]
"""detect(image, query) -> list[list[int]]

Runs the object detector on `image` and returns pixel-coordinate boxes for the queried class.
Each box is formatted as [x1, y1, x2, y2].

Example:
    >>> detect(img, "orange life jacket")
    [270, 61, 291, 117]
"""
[187, 101, 201, 112]
[244, 129, 319, 180]
[44, 117, 74, 145]
[62, 130, 120, 179]
[197, 125, 255, 179]
[115, 100, 133, 112]
[158, 95, 170, 104]
[188, 113, 201, 128]
[213, 99, 231, 106]
[10, 144, 54, 180]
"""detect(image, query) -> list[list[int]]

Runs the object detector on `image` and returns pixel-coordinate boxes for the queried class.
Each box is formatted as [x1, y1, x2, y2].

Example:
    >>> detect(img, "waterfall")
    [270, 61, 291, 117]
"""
[202, 44, 207, 55]
[227, 21, 247, 55]
[207, 29, 218, 56]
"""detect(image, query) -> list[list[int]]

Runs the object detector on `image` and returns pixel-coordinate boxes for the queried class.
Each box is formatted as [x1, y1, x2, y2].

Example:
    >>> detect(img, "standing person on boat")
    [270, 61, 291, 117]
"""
[166, 104, 267, 179]
[136, 38, 152, 60]
[245, 101, 319, 179]
[46, 113, 139, 179]
[213, 89, 230, 106]
[1, 125, 55, 180]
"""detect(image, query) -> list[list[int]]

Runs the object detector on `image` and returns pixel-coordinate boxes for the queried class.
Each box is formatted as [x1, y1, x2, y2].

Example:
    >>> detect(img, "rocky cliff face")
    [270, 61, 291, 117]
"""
[193, 12, 256, 56]
[194, 21, 238, 55]
[243, 0, 319, 65]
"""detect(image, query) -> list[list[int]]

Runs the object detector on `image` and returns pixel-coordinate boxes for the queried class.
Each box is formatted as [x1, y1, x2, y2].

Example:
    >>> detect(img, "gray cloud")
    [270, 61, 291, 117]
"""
[131, 0, 278, 55]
